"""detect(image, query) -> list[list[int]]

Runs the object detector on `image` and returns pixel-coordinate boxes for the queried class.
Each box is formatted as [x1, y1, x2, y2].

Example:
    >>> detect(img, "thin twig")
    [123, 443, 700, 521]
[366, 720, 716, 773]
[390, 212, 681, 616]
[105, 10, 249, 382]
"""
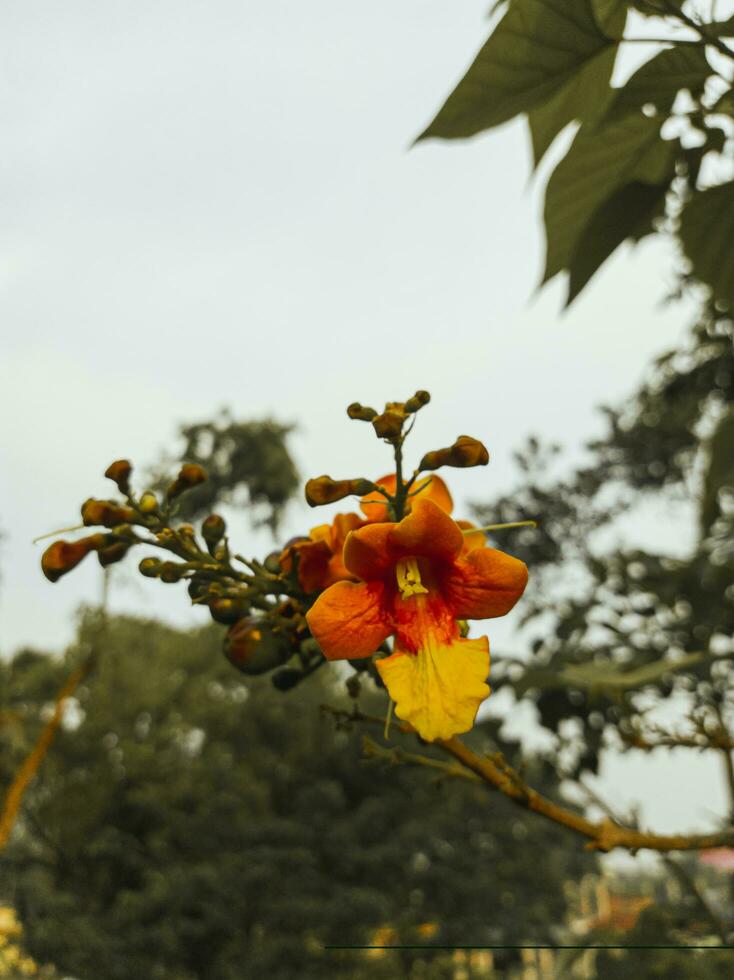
[325, 705, 734, 853]
[0, 654, 94, 850]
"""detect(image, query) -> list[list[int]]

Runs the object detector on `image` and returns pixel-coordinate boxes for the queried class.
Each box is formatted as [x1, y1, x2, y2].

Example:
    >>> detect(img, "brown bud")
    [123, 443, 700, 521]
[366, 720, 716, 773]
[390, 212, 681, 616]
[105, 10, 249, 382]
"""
[372, 407, 406, 441]
[97, 540, 131, 568]
[208, 597, 249, 625]
[304, 476, 376, 507]
[158, 561, 185, 583]
[419, 435, 489, 471]
[139, 557, 162, 578]
[81, 498, 137, 528]
[404, 390, 431, 413]
[188, 577, 209, 600]
[224, 617, 292, 675]
[41, 534, 107, 582]
[167, 463, 207, 500]
[347, 402, 378, 422]
[104, 459, 132, 495]
[201, 514, 226, 549]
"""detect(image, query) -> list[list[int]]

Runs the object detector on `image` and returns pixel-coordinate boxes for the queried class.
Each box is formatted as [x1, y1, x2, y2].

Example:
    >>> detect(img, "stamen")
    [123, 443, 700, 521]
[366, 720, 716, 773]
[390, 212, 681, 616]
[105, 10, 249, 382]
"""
[396, 557, 428, 599]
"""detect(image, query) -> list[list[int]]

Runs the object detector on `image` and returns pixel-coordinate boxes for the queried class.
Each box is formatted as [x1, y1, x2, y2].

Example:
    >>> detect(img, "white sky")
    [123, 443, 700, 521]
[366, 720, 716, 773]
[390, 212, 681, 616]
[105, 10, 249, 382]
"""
[0, 1, 726, 855]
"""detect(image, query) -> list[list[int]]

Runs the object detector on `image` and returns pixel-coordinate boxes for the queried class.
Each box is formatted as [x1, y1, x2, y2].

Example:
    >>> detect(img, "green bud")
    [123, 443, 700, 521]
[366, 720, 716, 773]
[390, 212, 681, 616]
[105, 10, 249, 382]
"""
[139, 557, 162, 578]
[139, 491, 159, 515]
[201, 514, 226, 550]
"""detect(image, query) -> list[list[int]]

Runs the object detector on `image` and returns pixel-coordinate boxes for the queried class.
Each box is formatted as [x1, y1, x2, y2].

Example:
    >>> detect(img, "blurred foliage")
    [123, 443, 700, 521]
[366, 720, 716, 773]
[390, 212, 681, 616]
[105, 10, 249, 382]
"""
[472, 303, 734, 780]
[420, 0, 734, 307]
[0, 612, 597, 980]
[149, 411, 299, 531]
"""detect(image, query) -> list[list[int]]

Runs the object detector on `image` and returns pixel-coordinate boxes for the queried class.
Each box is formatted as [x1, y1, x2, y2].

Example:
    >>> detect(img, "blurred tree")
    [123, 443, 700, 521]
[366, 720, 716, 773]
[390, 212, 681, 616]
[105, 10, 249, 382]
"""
[472, 303, 734, 796]
[149, 411, 299, 531]
[1, 612, 596, 980]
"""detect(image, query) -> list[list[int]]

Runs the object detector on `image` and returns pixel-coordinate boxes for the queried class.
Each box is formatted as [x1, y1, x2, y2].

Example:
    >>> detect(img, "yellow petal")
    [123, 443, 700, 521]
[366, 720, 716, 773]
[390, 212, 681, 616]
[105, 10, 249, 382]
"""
[376, 635, 489, 742]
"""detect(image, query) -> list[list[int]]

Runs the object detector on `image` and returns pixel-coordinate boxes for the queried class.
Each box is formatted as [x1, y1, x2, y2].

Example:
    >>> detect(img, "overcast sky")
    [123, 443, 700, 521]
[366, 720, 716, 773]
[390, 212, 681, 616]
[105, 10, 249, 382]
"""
[1, 1, 724, 851]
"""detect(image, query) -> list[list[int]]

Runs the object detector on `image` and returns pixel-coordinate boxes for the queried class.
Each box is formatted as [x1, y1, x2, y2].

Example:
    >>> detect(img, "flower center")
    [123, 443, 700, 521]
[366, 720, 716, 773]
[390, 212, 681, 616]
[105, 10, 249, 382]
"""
[395, 557, 428, 600]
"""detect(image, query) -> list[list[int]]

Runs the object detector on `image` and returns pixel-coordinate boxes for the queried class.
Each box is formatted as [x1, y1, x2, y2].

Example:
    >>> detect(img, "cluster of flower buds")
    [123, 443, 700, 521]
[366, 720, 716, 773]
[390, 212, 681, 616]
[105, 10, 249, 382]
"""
[40, 389, 509, 707]
[39, 456, 332, 693]
[348, 390, 431, 444]
[307, 390, 489, 523]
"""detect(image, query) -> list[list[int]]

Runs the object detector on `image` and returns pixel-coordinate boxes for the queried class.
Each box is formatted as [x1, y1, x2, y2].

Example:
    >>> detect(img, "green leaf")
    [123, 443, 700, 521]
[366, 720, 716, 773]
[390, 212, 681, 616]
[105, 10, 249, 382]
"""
[680, 179, 734, 311]
[632, 0, 686, 14]
[591, 0, 627, 38]
[543, 113, 678, 283]
[512, 652, 706, 698]
[709, 16, 734, 37]
[418, 0, 618, 142]
[528, 45, 617, 168]
[605, 44, 711, 123]
[701, 408, 734, 532]
[566, 181, 668, 304]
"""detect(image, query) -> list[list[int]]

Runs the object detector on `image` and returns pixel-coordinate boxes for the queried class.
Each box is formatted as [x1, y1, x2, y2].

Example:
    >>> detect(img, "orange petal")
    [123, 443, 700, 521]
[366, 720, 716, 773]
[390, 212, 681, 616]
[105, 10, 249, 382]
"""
[308, 523, 332, 544]
[412, 474, 453, 515]
[294, 539, 333, 593]
[360, 473, 453, 523]
[330, 512, 365, 550]
[388, 498, 463, 564]
[376, 635, 490, 741]
[306, 581, 391, 660]
[359, 475, 396, 523]
[456, 520, 486, 553]
[445, 547, 528, 621]
[343, 522, 395, 580]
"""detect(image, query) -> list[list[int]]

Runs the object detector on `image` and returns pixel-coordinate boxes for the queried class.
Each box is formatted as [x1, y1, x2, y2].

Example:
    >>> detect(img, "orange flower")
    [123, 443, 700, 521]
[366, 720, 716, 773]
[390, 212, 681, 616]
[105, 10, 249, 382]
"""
[280, 512, 364, 593]
[306, 498, 528, 741]
[359, 473, 454, 523]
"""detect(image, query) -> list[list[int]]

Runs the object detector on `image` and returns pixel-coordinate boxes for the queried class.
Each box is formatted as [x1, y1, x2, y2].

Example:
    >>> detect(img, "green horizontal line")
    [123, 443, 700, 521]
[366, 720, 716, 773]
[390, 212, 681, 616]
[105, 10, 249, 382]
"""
[324, 944, 734, 951]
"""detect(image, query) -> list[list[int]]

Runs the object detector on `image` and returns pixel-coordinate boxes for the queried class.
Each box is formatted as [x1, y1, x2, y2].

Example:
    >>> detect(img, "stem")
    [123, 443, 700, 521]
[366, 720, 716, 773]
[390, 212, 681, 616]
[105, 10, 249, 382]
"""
[464, 520, 537, 534]
[393, 438, 405, 520]
[32, 523, 86, 544]
[327, 706, 734, 853]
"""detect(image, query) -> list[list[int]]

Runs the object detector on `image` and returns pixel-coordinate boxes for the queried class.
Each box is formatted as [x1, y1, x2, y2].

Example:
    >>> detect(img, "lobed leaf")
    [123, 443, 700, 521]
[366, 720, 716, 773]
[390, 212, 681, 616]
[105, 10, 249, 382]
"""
[418, 0, 619, 142]
[543, 113, 678, 284]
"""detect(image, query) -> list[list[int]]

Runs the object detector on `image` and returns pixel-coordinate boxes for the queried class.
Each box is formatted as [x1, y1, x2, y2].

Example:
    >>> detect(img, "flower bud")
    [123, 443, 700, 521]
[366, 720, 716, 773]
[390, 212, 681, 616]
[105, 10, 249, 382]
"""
[304, 476, 375, 507]
[347, 402, 378, 421]
[167, 463, 208, 500]
[104, 459, 132, 495]
[404, 390, 431, 413]
[188, 577, 209, 600]
[372, 409, 405, 441]
[139, 491, 159, 515]
[42, 534, 107, 582]
[201, 514, 226, 550]
[224, 617, 292, 675]
[264, 551, 282, 574]
[139, 557, 162, 578]
[419, 435, 489, 471]
[81, 498, 137, 528]
[158, 561, 185, 583]
[208, 597, 249, 625]
[97, 540, 131, 568]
